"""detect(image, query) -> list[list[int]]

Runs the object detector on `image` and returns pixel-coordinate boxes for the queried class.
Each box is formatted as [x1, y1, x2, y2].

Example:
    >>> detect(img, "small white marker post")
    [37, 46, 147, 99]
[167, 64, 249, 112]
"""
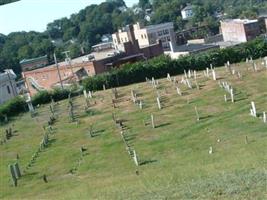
[88, 91, 92, 98]
[151, 114, 155, 128]
[263, 112, 266, 123]
[209, 146, 213, 154]
[139, 100, 143, 110]
[83, 90, 88, 99]
[230, 88, 234, 103]
[167, 73, 171, 81]
[224, 94, 227, 102]
[133, 150, 139, 166]
[157, 97, 161, 110]
[176, 87, 182, 96]
[251, 102, 257, 117]
[195, 106, 200, 121]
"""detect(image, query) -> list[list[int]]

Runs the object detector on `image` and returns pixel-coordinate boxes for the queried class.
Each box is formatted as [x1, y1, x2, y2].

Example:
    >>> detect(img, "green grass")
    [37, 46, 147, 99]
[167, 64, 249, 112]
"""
[1, 60, 267, 199]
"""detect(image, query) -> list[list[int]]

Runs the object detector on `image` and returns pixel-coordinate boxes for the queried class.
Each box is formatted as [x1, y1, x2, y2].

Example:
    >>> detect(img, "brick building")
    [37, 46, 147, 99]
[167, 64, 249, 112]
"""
[112, 22, 176, 51]
[23, 24, 163, 95]
[220, 19, 260, 42]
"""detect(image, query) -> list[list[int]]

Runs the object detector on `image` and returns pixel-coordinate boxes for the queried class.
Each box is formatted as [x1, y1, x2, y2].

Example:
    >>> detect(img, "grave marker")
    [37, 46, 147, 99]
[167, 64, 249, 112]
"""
[156, 97, 161, 109]
[9, 165, 17, 187]
[133, 150, 139, 166]
[263, 112, 266, 123]
[195, 106, 200, 121]
[250, 102, 257, 117]
[151, 114, 155, 128]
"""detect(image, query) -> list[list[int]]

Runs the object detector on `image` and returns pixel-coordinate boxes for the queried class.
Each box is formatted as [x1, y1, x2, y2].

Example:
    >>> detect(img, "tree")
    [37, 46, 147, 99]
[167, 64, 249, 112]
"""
[139, 0, 151, 9]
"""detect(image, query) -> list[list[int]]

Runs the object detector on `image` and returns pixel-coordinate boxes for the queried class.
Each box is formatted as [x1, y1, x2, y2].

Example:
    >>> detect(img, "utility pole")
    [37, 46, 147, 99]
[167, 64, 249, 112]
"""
[53, 53, 64, 90]
[62, 51, 75, 77]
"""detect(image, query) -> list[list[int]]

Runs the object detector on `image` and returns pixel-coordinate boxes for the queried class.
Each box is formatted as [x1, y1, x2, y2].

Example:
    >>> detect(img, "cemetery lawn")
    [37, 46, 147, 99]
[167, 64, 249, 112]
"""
[1, 59, 267, 200]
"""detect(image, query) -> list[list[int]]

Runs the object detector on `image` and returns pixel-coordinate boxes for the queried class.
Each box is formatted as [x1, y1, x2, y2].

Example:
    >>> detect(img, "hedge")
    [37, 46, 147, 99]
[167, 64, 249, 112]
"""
[82, 37, 267, 91]
[0, 88, 82, 122]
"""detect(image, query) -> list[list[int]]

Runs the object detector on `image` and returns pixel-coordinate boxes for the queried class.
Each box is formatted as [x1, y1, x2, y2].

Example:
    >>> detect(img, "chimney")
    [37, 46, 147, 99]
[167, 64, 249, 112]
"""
[127, 24, 136, 43]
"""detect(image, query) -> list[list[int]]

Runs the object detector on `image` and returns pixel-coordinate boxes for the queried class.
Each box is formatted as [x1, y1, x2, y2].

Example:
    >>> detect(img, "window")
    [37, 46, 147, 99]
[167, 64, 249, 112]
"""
[163, 29, 169, 35]
[7, 85, 11, 94]
[141, 34, 144, 39]
[158, 31, 163, 36]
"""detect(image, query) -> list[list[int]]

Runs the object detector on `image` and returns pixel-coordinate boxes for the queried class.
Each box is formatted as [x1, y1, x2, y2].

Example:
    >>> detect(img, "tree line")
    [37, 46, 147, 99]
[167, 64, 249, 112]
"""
[0, 0, 266, 76]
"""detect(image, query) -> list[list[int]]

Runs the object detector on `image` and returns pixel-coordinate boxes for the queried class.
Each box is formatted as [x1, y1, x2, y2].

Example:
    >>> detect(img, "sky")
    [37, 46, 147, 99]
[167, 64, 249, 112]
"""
[0, 0, 138, 35]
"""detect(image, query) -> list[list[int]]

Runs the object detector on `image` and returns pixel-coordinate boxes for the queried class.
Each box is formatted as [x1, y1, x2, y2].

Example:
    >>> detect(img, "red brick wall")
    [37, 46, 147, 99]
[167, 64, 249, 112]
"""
[23, 62, 95, 95]
[140, 42, 164, 59]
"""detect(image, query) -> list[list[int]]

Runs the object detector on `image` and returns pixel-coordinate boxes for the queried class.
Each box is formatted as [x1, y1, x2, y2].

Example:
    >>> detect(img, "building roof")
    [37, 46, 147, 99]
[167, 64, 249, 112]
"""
[144, 22, 174, 31]
[20, 55, 47, 65]
[222, 19, 258, 24]
[172, 43, 219, 53]
[0, 69, 16, 84]
[182, 5, 193, 11]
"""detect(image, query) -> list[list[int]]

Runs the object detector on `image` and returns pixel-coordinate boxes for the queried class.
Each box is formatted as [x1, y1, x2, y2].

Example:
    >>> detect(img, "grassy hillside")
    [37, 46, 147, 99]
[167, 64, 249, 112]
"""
[1, 59, 267, 199]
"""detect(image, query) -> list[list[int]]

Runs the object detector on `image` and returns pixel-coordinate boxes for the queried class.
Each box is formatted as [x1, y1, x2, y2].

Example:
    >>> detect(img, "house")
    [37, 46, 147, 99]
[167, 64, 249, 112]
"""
[220, 19, 261, 43]
[112, 22, 176, 51]
[181, 5, 194, 20]
[0, 69, 18, 105]
[20, 55, 48, 72]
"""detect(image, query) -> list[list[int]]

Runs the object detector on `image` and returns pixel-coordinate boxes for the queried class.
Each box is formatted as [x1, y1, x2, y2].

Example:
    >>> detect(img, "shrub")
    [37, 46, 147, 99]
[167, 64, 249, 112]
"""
[0, 96, 26, 121]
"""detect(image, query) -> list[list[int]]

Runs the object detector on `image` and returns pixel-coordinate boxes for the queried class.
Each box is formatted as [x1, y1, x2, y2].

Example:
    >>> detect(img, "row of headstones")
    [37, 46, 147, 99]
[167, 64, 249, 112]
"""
[121, 130, 139, 166]
[204, 64, 217, 81]
[250, 101, 266, 123]
[218, 81, 235, 103]
[70, 146, 87, 174]
[0, 127, 14, 145]
[146, 77, 159, 89]
[24, 132, 50, 175]
[68, 94, 75, 122]
[131, 89, 143, 109]
[112, 112, 140, 166]
[9, 162, 22, 187]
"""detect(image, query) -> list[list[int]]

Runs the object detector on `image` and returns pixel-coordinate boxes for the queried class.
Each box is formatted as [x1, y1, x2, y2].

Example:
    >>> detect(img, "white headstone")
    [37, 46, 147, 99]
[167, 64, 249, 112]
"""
[209, 146, 213, 154]
[176, 87, 182, 96]
[250, 101, 257, 117]
[156, 97, 161, 110]
[195, 106, 200, 121]
[139, 101, 143, 109]
[230, 88, 234, 103]
[263, 112, 266, 123]
[133, 150, 139, 166]
[83, 90, 88, 99]
[151, 114, 155, 128]
[212, 69, 216, 81]
[167, 73, 171, 81]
